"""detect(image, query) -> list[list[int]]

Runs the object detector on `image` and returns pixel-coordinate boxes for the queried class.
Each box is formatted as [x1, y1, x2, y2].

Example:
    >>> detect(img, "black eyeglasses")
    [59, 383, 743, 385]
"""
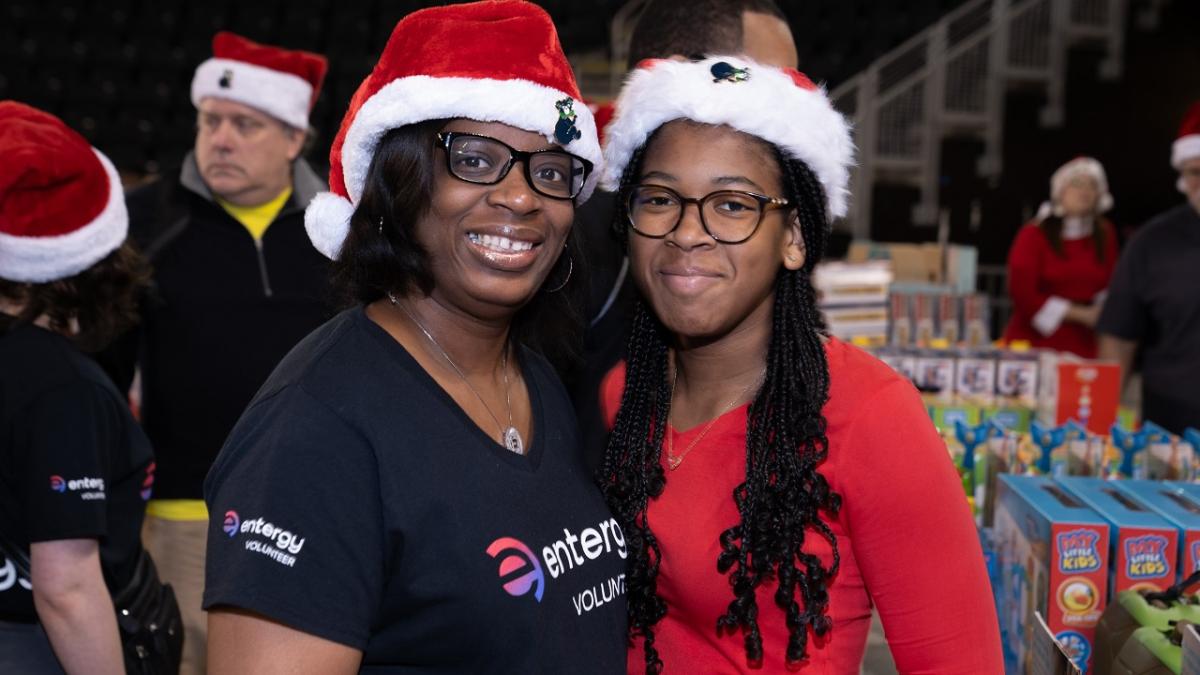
[436, 131, 592, 200]
[624, 184, 790, 244]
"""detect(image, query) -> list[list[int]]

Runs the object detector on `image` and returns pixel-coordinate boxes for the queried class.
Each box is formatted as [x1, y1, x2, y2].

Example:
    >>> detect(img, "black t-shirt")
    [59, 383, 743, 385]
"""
[0, 319, 154, 621]
[1097, 204, 1200, 434]
[203, 307, 627, 673]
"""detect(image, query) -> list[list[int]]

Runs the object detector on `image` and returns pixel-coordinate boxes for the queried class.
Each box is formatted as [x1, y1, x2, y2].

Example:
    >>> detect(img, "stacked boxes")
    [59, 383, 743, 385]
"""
[1057, 477, 1178, 599]
[995, 475, 1109, 673]
[1115, 481, 1200, 579]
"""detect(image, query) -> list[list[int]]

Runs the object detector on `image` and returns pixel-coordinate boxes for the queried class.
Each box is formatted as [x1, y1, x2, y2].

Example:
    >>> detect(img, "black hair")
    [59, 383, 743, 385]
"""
[1037, 214, 1109, 262]
[598, 132, 841, 672]
[0, 242, 151, 352]
[628, 0, 788, 67]
[329, 119, 586, 372]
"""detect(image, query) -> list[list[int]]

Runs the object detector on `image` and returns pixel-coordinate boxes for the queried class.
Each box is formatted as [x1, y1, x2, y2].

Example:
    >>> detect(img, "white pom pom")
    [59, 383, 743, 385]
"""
[304, 192, 355, 260]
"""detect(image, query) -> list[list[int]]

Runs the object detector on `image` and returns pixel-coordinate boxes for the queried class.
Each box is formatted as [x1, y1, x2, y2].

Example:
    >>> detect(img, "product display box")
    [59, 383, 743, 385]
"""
[995, 475, 1110, 673]
[1057, 477, 1178, 598]
[1038, 354, 1121, 436]
[1114, 481, 1200, 580]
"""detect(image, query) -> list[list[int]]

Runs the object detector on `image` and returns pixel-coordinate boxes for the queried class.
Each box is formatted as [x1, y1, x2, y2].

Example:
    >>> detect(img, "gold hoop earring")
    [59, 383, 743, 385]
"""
[545, 253, 574, 293]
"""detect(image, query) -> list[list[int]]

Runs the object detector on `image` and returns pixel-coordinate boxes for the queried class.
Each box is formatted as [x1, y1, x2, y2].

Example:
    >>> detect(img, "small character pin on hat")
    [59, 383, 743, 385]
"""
[710, 61, 749, 83]
[219, 69, 233, 88]
[554, 98, 582, 144]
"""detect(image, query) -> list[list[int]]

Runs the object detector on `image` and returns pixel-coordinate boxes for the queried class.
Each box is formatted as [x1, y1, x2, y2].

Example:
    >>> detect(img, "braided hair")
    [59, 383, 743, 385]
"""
[598, 135, 842, 672]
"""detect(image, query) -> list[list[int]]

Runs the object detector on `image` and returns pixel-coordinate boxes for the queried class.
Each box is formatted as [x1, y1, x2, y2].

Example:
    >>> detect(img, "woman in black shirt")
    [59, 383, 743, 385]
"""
[202, 3, 626, 673]
[0, 102, 153, 674]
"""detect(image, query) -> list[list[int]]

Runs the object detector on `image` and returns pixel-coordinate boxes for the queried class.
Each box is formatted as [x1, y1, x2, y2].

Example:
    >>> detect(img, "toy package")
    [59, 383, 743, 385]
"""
[1141, 422, 1196, 482]
[1116, 481, 1200, 579]
[995, 475, 1109, 673]
[915, 346, 955, 400]
[1111, 425, 1151, 480]
[937, 292, 961, 344]
[1032, 421, 1069, 477]
[1057, 477, 1179, 599]
[1093, 588, 1200, 675]
[955, 349, 998, 406]
[963, 293, 990, 347]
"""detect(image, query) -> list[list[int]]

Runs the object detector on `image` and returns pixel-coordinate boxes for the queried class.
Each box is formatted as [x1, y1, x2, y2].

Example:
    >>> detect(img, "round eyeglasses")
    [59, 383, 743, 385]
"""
[625, 184, 791, 244]
[436, 131, 592, 200]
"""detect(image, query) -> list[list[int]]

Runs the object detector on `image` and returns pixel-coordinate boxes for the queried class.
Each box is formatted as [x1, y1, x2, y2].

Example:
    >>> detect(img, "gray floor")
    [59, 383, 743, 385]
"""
[861, 611, 898, 675]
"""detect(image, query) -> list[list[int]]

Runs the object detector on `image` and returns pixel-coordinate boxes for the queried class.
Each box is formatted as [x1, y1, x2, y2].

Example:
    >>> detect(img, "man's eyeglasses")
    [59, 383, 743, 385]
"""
[624, 184, 790, 244]
[436, 131, 592, 200]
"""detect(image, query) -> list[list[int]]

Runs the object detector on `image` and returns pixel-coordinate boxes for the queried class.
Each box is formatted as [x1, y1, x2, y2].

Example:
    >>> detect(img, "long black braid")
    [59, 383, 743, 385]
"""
[598, 140, 842, 672]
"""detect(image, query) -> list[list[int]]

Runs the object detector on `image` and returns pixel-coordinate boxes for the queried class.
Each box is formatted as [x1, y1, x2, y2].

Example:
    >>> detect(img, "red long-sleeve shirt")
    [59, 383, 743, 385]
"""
[1003, 220, 1118, 358]
[602, 338, 1003, 674]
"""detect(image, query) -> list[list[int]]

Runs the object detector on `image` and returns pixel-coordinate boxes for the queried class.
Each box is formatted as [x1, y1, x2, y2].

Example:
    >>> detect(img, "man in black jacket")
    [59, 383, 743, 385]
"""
[115, 32, 332, 675]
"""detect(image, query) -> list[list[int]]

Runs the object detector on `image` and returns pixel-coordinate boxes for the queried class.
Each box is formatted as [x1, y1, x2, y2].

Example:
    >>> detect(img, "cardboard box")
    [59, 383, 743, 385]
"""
[995, 475, 1109, 673]
[1037, 353, 1122, 436]
[1057, 477, 1179, 598]
[1114, 481, 1200, 580]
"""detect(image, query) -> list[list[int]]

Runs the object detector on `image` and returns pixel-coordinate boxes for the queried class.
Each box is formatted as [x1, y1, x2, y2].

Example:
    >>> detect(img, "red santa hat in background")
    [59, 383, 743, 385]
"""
[0, 101, 127, 283]
[1172, 101, 1200, 194]
[600, 56, 854, 222]
[304, 0, 601, 260]
[191, 32, 328, 130]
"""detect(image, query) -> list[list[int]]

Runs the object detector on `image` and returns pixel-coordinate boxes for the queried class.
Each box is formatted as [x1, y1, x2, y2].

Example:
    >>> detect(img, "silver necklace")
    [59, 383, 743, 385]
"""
[387, 292, 524, 454]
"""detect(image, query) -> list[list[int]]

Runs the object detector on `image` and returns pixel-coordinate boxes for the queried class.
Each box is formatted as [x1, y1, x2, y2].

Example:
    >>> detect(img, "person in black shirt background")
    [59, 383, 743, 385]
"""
[0, 102, 154, 674]
[203, 3, 625, 673]
[1098, 101, 1200, 434]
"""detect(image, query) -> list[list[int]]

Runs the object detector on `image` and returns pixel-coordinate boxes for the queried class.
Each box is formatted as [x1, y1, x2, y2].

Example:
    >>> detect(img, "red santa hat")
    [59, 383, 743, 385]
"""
[600, 56, 855, 221]
[1171, 101, 1200, 170]
[191, 32, 328, 130]
[304, 0, 601, 259]
[0, 101, 127, 283]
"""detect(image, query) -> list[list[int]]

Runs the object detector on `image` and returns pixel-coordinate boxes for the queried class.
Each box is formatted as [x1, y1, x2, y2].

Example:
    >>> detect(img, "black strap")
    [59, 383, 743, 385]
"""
[1144, 568, 1200, 604]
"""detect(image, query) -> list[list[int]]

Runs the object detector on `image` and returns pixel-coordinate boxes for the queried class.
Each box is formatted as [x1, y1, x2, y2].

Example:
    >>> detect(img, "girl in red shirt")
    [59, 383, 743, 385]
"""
[596, 57, 1003, 673]
[1003, 157, 1119, 357]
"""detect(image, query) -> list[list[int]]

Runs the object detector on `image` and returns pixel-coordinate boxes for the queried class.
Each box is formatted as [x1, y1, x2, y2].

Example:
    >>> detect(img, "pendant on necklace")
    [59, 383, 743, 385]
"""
[504, 426, 524, 455]
[667, 455, 683, 470]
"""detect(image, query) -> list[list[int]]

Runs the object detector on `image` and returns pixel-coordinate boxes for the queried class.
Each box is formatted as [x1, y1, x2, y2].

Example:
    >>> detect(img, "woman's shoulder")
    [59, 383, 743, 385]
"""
[1, 323, 124, 412]
[1014, 220, 1052, 246]
[823, 338, 925, 429]
[256, 307, 389, 401]
[598, 361, 629, 429]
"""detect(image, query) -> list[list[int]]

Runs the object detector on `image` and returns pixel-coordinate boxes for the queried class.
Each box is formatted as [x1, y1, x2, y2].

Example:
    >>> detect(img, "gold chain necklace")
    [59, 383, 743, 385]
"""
[388, 292, 524, 454]
[665, 366, 764, 470]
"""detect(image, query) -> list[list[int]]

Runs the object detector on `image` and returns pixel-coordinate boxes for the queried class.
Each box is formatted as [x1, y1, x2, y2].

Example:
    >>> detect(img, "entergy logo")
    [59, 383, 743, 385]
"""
[1056, 529, 1102, 573]
[1126, 535, 1170, 579]
[223, 510, 241, 538]
[487, 537, 545, 602]
[49, 475, 65, 493]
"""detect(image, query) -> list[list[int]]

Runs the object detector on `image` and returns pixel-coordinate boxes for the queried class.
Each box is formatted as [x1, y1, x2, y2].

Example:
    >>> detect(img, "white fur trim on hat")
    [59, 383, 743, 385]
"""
[1050, 157, 1113, 214]
[192, 58, 314, 130]
[341, 76, 601, 205]
[303, 192, 356, 259]
[0, 149, 128, 283]
[1172, 134, 1200, 170]
[601, 56, 855, 220]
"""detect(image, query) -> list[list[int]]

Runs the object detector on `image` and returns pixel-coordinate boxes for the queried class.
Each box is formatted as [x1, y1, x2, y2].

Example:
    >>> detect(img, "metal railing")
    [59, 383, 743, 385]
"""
[831, 0, 1142, 239]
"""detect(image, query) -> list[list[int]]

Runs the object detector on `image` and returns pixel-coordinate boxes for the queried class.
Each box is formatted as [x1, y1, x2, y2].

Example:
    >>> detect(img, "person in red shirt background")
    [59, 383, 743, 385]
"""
[597, 56, 1002, 673]
[1004, 156, 1119, 358]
